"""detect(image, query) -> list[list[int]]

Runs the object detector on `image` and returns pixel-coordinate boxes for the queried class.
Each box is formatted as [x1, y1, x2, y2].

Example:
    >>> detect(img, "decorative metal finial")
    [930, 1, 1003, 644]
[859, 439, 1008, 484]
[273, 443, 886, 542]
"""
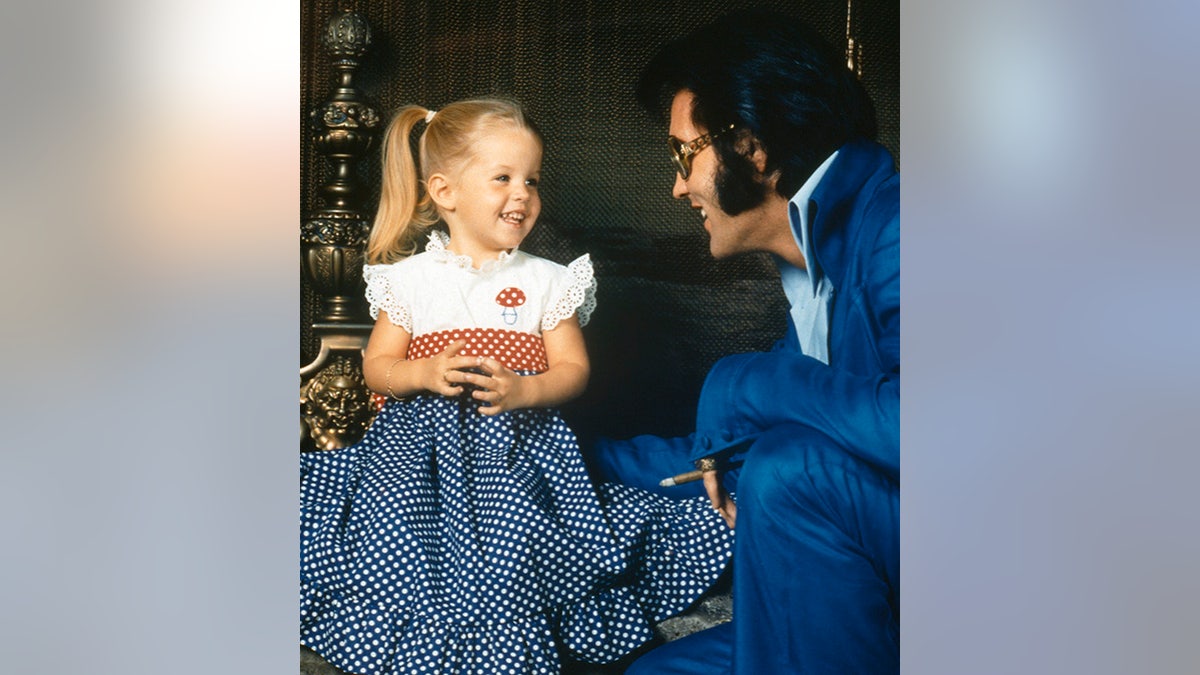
[846, 0, 863, 79]
[302, 6, 380, 324]
[322, 7, 372, 64]
[300, 6, 380, 451]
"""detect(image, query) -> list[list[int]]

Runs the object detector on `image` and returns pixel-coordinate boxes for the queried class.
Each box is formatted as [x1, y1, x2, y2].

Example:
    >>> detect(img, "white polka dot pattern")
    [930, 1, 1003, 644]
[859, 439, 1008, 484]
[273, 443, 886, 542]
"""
[300, 391, 735, 673]
[369, 392, 387, 412]
[308, 233, 729, 673]
[495, 287, 527, 307]
[408, 328, 548, 373]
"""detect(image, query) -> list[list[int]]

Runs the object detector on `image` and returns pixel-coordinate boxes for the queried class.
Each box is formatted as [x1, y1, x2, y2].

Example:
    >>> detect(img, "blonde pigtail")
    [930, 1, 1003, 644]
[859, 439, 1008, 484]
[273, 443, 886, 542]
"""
[367, 99, 541, 264]
[366, 106, 439, 264]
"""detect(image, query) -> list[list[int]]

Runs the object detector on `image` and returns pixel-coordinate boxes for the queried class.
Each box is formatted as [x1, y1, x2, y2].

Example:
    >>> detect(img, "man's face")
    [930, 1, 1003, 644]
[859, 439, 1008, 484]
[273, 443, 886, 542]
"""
[667, 89, 778, 260]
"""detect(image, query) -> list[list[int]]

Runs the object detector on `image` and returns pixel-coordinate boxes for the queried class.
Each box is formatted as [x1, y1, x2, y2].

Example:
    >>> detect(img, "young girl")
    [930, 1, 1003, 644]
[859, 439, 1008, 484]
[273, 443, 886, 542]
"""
[300, 98, 732, 674]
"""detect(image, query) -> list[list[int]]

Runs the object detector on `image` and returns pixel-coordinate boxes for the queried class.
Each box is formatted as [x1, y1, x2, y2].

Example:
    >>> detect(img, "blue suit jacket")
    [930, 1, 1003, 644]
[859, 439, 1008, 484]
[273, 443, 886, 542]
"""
[691, 139, 899, 480]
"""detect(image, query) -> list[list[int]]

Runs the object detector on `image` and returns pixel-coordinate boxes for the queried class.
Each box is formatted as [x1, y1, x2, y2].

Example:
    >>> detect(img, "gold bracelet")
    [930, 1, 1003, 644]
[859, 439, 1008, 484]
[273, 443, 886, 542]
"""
[694, 456, 718, 472]
[385, 357, 404, 400]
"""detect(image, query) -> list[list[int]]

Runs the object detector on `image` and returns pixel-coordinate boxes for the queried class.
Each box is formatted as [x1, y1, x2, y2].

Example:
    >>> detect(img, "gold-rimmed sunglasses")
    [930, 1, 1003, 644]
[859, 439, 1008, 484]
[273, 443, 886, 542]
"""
[667, 123, 736, 179]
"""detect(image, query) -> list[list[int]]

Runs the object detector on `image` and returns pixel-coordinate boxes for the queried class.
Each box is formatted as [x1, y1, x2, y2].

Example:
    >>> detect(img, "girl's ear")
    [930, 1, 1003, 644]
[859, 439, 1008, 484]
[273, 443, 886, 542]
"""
[426, 173, 455, 211]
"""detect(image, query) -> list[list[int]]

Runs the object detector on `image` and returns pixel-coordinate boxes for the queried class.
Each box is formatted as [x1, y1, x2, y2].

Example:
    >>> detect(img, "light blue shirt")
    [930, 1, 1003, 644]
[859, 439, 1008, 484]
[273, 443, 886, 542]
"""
[778, 150, 838, 364]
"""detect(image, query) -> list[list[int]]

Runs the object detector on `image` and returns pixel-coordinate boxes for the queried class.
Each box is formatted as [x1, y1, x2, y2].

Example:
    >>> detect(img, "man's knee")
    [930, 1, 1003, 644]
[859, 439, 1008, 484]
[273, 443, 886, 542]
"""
[737, 425, 897, 522]
[739, 426, 846, 506]
[736, 425, 898, 572]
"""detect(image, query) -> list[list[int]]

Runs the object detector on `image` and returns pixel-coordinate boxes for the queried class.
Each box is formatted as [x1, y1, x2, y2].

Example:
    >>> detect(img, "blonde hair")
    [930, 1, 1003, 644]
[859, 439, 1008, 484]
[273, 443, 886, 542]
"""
[366, 98, 542, 264]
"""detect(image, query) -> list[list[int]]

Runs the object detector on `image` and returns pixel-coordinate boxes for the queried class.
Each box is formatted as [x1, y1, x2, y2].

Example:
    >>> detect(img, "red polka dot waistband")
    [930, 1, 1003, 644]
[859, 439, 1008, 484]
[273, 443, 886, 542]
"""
[407, 328, 549, 373]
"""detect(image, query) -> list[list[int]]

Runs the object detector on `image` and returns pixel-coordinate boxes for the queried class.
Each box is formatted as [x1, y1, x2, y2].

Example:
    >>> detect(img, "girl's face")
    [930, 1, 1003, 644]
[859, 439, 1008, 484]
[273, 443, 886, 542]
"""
[439, 126, 542, 264]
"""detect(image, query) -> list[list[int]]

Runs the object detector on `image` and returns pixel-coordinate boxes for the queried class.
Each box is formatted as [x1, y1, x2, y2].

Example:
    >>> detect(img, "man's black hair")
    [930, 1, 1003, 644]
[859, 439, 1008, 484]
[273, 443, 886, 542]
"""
[637, 9, 877, 212]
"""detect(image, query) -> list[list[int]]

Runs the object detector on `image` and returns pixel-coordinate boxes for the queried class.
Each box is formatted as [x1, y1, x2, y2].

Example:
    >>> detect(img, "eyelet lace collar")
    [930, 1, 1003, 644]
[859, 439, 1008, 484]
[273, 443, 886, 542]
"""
[425, 230, 517, 273]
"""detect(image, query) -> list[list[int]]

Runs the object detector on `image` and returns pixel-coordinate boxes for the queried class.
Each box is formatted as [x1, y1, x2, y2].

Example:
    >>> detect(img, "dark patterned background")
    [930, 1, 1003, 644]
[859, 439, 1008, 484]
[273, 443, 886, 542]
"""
[302, 0, 898, 446]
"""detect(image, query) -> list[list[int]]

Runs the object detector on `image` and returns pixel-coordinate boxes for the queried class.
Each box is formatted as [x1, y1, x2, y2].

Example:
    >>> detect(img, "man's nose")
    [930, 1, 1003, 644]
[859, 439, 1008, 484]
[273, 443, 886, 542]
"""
[671, 171, 688, 199]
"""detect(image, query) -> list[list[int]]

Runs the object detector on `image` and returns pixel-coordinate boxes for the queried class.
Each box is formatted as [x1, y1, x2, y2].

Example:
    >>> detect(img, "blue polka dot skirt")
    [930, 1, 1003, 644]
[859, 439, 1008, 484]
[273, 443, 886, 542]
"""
[300, 391, 734, 674]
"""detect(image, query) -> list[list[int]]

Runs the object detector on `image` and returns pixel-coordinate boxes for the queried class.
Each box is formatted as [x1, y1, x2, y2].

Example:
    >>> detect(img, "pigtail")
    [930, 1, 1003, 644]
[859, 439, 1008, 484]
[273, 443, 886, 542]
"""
[367, 99, 541, 264]
[366, 106, 439, 264]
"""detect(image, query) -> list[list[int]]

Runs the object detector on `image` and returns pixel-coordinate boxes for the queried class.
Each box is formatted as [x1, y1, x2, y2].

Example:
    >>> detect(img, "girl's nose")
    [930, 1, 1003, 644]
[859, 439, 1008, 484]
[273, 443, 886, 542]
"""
[671, 171, 689, 199]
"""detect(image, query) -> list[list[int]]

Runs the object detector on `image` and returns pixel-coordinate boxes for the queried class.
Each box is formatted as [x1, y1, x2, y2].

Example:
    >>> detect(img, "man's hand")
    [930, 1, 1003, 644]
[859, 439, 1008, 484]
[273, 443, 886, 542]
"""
[703, 469, 737, 528]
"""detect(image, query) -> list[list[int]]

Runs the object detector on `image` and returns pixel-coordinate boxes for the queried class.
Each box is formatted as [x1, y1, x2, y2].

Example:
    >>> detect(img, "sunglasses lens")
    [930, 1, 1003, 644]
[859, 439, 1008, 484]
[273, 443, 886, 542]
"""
[667, 137, 690, 179]
[672, 156, 690, 179]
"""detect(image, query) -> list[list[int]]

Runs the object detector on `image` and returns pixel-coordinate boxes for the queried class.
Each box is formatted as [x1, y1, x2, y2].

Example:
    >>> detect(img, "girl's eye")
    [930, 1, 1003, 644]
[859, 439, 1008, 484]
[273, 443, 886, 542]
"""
[495, 175, 510, 183]
[525, 178, 539, 187]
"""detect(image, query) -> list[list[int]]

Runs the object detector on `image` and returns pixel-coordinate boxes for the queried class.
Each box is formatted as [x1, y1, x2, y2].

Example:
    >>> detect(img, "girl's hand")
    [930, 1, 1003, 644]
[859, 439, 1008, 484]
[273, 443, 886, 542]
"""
[703, 470, 737, 529]
[460, 356, 526, 416]
[426, 340, 481, 397]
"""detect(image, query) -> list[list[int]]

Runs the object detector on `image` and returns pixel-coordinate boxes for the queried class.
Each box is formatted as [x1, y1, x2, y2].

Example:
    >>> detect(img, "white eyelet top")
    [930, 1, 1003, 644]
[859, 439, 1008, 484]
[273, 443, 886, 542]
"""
[362, 231, 597, 371]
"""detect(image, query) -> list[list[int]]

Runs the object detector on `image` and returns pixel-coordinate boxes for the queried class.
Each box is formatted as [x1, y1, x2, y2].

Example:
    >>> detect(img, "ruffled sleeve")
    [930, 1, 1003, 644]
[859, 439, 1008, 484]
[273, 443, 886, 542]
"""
[363, 263, 413, 331]
[542, 254, 597, 330]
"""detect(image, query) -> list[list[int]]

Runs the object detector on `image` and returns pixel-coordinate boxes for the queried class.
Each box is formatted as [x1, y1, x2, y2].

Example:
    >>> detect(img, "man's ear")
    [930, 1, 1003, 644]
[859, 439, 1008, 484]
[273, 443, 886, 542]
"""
[740, 135, 769, 175]
[733, 131, 773, 175]
[735, 133, 779, 191]
[426, 173, 455, 211]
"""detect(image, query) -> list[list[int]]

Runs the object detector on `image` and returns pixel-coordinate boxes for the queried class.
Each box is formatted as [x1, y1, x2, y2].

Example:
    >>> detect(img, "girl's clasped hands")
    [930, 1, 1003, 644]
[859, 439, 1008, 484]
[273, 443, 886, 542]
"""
[422, 339, 527, 415]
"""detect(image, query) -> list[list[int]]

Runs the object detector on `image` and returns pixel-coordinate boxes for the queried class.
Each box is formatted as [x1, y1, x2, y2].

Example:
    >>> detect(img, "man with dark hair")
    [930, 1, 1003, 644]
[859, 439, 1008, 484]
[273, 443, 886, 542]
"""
[589, 9, 899, 673]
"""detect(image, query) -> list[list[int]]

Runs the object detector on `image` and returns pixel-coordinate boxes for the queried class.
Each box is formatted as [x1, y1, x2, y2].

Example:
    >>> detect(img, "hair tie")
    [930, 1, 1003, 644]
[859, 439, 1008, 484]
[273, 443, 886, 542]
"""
[425, 109, 436, 124]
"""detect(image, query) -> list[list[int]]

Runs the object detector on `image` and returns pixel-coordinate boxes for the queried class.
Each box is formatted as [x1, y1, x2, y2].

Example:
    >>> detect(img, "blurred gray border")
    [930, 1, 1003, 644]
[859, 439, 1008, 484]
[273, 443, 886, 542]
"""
[2, 0, 1198, 673]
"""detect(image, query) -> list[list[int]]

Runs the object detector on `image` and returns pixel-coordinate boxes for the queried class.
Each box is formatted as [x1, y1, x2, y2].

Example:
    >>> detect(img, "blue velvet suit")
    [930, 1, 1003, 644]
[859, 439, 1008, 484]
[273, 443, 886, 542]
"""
[591, 139, 899, 674]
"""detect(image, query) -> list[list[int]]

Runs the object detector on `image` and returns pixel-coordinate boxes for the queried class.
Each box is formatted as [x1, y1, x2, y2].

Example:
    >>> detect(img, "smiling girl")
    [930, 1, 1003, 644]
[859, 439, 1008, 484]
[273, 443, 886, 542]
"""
[299, 99, 733, 674]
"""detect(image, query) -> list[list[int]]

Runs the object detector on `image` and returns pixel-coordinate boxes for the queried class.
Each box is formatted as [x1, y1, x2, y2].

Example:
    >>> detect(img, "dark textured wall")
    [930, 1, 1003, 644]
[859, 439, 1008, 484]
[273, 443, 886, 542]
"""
[302, 0, 899, 445]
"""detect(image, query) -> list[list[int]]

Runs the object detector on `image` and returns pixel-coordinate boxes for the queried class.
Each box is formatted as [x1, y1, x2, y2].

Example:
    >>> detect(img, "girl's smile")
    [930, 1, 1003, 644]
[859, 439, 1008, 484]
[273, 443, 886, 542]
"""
[433, 126, 543, 266]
